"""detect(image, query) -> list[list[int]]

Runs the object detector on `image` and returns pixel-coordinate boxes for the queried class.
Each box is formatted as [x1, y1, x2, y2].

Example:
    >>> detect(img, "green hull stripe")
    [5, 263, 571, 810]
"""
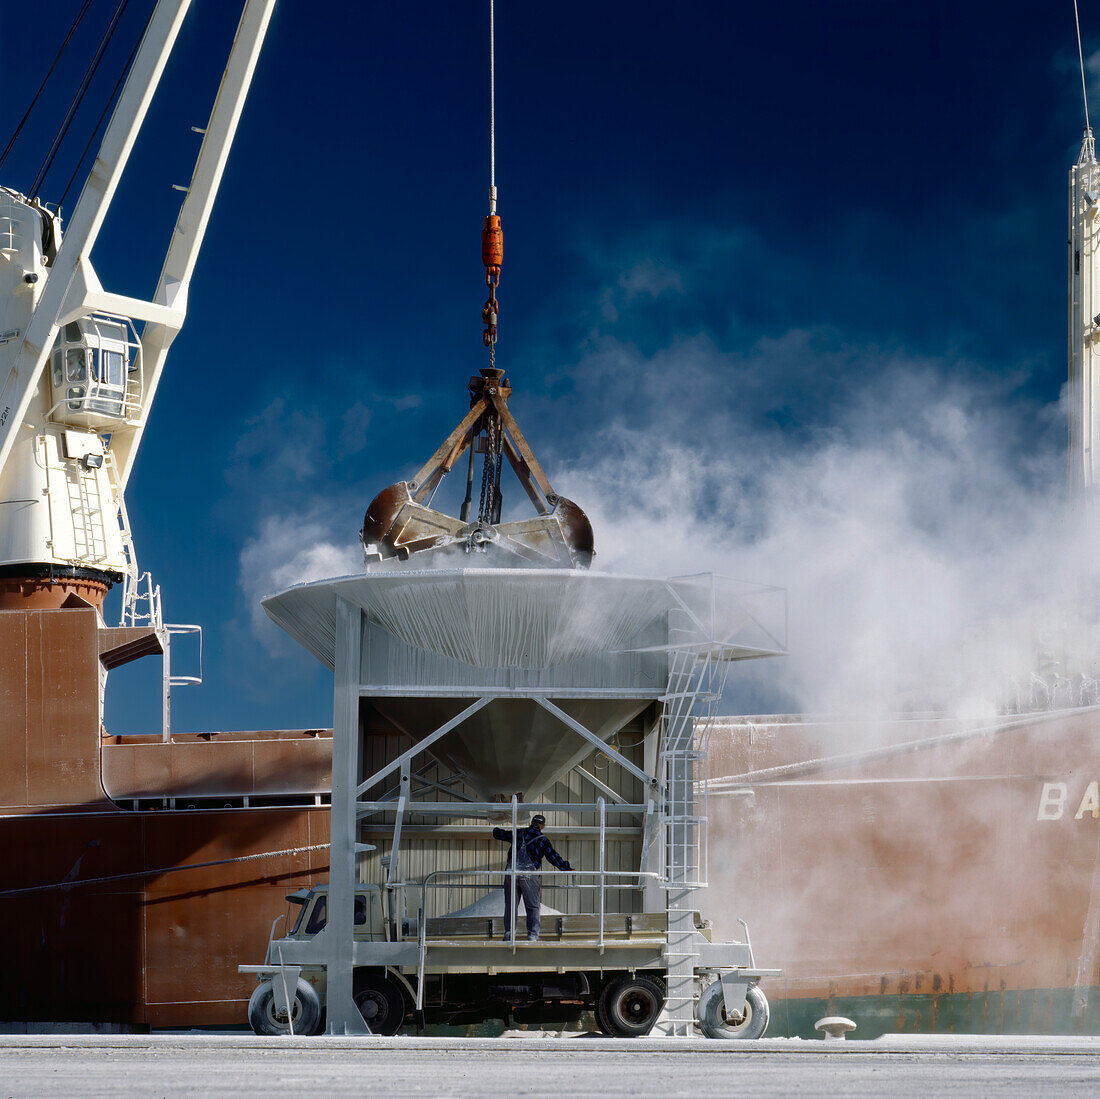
[771, 988, 1100, 1039]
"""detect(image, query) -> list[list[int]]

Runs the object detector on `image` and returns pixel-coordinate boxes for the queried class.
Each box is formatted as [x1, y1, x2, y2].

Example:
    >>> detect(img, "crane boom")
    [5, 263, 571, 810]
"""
[116, 0, 277, 489]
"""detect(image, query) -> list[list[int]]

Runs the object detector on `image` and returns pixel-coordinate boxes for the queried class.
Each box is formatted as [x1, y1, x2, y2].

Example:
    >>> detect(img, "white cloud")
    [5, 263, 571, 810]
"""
[229, 204, 1083, 730]
[239, 514, 361, 653]
[233, 314, 1088, 728]
[1086, 47, 1100, 107]
[339, 402, 373, 455]
[226, 398, 327, 489]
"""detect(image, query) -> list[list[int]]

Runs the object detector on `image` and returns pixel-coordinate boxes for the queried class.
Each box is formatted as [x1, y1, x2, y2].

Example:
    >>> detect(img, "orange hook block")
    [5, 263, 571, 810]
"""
[482, 213, 503, 281]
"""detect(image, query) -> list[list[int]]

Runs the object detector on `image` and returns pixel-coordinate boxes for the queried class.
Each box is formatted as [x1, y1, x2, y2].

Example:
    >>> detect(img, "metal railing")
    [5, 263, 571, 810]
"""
[161, 622, 202, 741]
[364, 792, 662, 1011]
[408, 866, 661, 1010]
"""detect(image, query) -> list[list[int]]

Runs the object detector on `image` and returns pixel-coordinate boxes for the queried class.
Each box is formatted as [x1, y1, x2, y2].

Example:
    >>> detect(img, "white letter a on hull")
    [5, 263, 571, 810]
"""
[1076, 781, 1100, 820]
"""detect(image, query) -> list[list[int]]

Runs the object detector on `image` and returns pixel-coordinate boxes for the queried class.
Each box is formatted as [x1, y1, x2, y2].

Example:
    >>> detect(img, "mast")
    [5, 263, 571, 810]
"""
[1069, 128, 1100, 498]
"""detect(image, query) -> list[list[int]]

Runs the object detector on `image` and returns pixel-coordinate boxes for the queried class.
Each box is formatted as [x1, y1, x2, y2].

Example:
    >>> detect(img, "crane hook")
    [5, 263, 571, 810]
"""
[482, 211, 502, 348]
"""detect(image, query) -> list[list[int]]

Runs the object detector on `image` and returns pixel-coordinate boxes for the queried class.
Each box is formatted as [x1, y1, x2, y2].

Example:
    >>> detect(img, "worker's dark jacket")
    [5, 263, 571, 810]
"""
[492, 826, 572, 872]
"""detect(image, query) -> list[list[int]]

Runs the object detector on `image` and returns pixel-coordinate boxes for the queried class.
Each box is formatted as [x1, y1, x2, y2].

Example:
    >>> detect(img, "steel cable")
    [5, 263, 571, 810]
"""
[0, 842, 331, 899]
[1075, 0, 1092, 133]
[0, 0, 94, 172]
[486, 0, 495, 206]
[58, 9, 150, 211]
[29, 0, 131, 200]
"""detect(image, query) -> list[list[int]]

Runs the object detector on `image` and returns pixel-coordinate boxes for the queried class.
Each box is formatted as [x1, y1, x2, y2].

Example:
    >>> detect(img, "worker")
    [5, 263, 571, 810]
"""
[492, 813, 573, 941]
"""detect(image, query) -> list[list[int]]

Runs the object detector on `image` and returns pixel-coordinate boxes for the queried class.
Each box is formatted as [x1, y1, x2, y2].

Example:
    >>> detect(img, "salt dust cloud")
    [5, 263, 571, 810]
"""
[550, 332, 1082, 725]
[238, 322, 1084, 727]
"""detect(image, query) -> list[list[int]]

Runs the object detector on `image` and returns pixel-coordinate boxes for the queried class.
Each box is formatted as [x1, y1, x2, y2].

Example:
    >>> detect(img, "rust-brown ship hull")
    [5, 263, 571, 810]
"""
[3, 808, 329, 1026]
[706, 712, 1100, 1036]
[1, 605, 333, 1028]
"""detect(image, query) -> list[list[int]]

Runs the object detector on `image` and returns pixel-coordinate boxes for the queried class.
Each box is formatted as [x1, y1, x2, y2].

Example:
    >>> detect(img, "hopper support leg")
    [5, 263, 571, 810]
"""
[326, 598, 370, 1034]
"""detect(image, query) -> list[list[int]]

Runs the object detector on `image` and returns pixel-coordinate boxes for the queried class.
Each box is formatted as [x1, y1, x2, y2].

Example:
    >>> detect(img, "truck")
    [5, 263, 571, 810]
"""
[241, 876, 776, 1039]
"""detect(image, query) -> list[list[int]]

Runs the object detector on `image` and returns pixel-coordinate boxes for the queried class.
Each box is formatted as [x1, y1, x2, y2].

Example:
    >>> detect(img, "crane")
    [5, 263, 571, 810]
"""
[0, 0, 275, 630]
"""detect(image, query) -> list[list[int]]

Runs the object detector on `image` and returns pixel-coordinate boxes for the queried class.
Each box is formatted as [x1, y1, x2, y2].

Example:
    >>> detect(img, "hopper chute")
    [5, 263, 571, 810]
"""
[366, 695, 652, 802]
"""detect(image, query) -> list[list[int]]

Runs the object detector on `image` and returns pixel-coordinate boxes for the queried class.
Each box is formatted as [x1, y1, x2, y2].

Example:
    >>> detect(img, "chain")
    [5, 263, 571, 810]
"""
[478, 415, 499, 524]
[474, 0, 503, 532]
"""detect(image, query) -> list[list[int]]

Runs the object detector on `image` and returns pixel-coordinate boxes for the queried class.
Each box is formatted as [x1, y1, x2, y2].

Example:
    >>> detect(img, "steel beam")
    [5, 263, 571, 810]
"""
[355, 697, 491, 797]
[355, 800, 648, 814]
[116, 0, 278, 488]
[0, 0, 192, 480]
[534, 697, 658, 790]
[574, 765, 626, 804]
[387, 793, 407, 886]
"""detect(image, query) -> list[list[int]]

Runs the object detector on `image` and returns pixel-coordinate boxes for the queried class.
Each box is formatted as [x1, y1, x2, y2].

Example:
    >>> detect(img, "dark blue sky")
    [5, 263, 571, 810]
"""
[3, 1, 1092, 730]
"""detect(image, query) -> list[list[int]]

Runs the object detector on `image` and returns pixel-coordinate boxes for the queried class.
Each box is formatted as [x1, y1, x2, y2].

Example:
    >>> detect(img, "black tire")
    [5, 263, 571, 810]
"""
[353, 970, 408, 1036]
[247, 977, 322, 1036]
[595, 975, 665, 1037]
[696, 981, 769, 1039]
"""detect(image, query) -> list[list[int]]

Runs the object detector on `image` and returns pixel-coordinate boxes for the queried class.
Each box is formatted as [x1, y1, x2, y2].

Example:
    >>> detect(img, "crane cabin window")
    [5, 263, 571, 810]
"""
[65, 349, 86, 381]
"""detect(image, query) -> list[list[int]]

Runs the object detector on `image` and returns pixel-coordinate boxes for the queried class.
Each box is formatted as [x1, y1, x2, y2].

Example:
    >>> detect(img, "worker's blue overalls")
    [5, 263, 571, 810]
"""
[496, 827, 542, 940]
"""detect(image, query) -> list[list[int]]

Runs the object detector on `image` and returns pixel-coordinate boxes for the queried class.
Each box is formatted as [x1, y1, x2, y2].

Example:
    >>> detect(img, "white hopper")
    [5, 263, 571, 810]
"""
[262, 569, 785, 799]
[262, 569, 784, 671]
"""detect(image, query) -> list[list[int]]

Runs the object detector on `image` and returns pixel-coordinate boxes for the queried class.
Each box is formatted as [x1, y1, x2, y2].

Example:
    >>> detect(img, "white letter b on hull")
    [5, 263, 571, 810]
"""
[1038, 782, 1068, 821]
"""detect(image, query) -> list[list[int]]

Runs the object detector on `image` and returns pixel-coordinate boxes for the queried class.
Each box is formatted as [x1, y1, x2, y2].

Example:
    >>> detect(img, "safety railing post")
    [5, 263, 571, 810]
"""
[598, 796, 606, 953]
[275, 934, 294, 1037]
[509, 794, 518, 949]
[263, 914, 284, 965]
[416, 892, 427, 1010]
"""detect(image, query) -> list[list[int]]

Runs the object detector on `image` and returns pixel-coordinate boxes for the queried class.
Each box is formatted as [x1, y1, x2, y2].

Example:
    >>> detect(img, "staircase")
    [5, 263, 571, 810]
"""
[658, 603, 736, 1035]
[105, 450, 161, 631]
[658, 623, 705, 1035]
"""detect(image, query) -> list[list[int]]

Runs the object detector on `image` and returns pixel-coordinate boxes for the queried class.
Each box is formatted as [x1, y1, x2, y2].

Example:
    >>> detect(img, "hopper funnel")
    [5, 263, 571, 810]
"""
[366, 694, 652, 801]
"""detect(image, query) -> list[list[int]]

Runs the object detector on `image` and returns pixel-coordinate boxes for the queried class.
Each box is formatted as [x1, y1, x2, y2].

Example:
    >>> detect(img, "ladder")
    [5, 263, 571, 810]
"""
[658, 599, 737, 1035]
[65, 462, 108, 564]
[659, 624, 706, 1035]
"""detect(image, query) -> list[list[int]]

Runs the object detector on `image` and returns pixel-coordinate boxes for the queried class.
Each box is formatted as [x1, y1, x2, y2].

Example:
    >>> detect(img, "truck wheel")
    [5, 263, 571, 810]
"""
[697, 981, 769, 1040]
[248, 977, 322, 1036]
[353, 971, 407, 1036]
[595, 975, 665, 1037]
